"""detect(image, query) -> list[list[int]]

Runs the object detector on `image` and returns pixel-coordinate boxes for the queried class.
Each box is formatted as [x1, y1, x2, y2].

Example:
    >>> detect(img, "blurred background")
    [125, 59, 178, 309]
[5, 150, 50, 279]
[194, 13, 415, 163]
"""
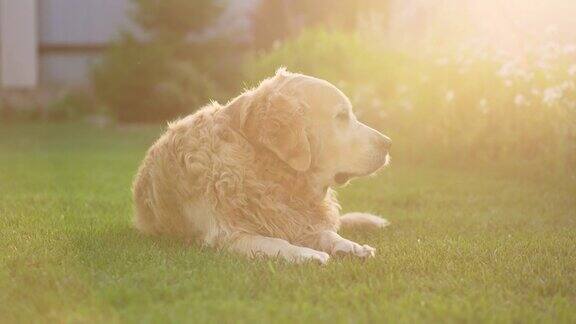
[1, 0, 575, 176]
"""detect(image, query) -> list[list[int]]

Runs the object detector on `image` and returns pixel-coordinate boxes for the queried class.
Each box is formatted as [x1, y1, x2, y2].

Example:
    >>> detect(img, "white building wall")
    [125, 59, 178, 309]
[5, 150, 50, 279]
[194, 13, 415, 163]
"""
[0, 0, 38, 89]
[39, 52, 102, 87]
[38, 0, 136, 46]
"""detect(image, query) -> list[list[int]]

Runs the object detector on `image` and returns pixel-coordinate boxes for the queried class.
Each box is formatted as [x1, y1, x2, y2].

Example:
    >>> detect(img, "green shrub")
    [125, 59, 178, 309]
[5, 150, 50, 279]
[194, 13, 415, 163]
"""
[251, 0, 387, 49]
[45, 90, 99, 121]
[92, 0, 222, 123]
[244, 30, 411, 116]
[93, 35, 217, 123]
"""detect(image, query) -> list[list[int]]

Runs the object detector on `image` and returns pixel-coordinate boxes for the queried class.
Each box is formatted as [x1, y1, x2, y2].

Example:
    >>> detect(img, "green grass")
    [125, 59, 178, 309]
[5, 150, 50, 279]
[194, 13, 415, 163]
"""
[1, 123, 575, 323]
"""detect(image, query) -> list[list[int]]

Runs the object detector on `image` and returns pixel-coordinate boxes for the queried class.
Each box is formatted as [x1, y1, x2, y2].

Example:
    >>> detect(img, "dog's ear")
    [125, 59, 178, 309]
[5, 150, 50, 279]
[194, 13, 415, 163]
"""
[246, 92, 311, 172]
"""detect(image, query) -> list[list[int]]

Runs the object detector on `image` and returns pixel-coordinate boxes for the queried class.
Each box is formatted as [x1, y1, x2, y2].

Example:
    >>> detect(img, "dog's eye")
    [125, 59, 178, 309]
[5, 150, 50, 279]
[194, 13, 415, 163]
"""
[336, 110, 350, 122]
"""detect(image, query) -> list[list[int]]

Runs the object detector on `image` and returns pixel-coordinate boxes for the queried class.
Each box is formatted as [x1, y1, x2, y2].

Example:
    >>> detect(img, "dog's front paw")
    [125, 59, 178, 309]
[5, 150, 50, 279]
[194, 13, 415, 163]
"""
[332, 240, 375, 258]
[294, 248, 330, 265]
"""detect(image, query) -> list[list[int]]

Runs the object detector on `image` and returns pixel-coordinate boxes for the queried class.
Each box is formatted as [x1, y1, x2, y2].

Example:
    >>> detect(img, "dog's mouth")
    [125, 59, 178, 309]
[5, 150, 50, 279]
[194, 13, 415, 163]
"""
[334, 154, 391, 185]
[334, 172, 358, 185]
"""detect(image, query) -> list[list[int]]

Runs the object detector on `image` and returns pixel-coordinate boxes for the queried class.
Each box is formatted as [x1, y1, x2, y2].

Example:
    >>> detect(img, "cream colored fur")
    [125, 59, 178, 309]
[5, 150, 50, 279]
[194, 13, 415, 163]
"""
[133, 68, 392, 264]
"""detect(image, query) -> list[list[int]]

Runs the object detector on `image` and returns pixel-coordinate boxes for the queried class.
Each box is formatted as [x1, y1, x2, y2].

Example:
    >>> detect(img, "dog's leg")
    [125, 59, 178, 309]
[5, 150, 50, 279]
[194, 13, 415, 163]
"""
[227, 234, 330, 264]
[307, 230, 375, 258]
[340, 212, 390, 230]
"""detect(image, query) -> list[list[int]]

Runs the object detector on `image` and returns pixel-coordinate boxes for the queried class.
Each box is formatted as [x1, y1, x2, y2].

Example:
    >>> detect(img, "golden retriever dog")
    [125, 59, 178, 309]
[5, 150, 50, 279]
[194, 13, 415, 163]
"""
[133, 68, 391, 264]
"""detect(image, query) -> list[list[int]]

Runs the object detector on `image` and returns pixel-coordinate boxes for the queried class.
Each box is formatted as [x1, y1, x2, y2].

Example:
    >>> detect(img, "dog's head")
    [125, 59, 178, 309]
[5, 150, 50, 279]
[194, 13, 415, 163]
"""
[228, 68, 391, 189]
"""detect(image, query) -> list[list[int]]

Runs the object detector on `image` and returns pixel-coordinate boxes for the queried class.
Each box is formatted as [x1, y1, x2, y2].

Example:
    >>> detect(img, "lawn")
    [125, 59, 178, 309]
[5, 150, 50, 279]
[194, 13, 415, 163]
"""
[1, 123, 575, 323]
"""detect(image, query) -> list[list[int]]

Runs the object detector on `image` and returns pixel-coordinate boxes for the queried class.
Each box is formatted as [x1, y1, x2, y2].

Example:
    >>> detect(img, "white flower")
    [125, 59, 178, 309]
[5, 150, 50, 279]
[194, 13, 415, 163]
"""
[560, 81, 575, 91]
[545, 25, 558, 35]
[518, 70, 534, 82]
[399, 100, 413, 111]
[568, 64, 576, 76]
[445, 90, 455, 103]
[563, 44, 576, 55]
[396, 84, 408, 94]
[537, 60, 550, 71]
[514, 94, 528, 107]
[542, 87, 563, 106]
[478, 98, 489, 114]
[504, 80, 513, 87]
[498, 61, 517, 78]
[371, 98, 382, 108]
[272, 40, 282, 49]
[435, 57, 449, 66]
[419, 74, 430, 84]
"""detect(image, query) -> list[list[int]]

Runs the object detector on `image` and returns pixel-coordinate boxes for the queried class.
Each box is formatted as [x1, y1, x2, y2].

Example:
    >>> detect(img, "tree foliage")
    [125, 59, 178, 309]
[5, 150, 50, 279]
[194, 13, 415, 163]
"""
[251, 0, 388, 49]
[92, 0, 222, 122]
